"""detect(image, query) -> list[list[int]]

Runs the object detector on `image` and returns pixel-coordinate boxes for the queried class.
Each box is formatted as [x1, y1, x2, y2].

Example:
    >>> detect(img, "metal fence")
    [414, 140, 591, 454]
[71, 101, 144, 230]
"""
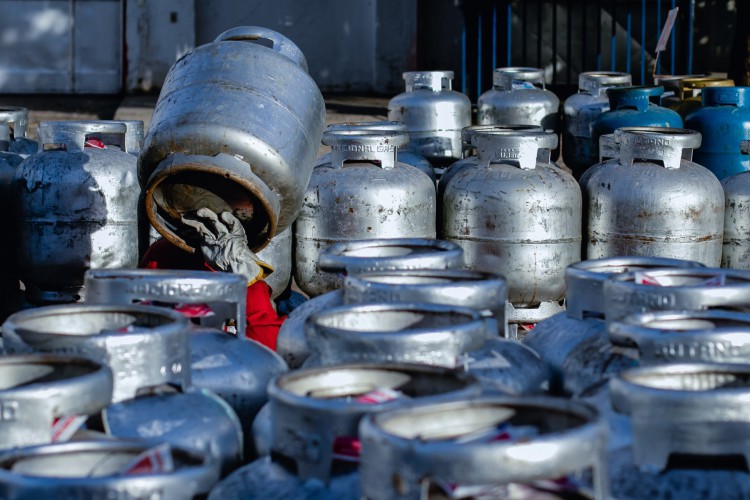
[461, 0, 696, 100]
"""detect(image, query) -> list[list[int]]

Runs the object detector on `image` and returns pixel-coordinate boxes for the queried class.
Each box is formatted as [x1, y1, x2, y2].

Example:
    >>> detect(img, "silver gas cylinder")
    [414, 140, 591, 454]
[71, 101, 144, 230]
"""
[256, 226, 292, 299]
[0, 440, 220, 499]
[278, 238, 463, 368]
[562, 72, 632, 177]
[359, 396, 609, 499]
[304, 303, 547, 395]
[294, 130, 437, 297]
[608, 363, 750, 498]
[523, 256, 705, 396]
[83, 269, 287, 458]
[139, 26, 326, 254]
[0, 106, 36, 156]
[477, 67, 561, 135]
[215, 363, 481, 499]
[0, 355, 113, 450]
[387, 71, 471, 166]
[604, 267, 750, 323]
[442, 126, 582, 336]
[609, 309, 750, 365]
[581, 127, 725, 266]
[2, 304, 244, 473]
[344, 269, 508, 336]
[316, 121, 437, 185]
[13, 120, 141, 305]
[721, 140, 750, 269]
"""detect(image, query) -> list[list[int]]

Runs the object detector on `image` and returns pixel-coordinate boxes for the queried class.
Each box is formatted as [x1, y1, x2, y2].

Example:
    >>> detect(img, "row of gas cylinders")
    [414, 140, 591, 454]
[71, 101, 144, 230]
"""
[1, 244, 750, 499]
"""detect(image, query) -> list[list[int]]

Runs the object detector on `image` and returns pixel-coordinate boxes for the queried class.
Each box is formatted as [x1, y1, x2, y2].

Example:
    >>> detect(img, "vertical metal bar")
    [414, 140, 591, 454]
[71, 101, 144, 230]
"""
[626, 1, 632, 75]
[671, 0, 676, 75]
[478, 13, 483, 99]
[537, 0, 543, 69]
[611, 0, 617, 72]
[597, 0, 602, 70]
[552, 0, 558, 83]
[657, 0, 662, 74]
[566, 0, 572, 84]
[507, 2, 512, 66]
[461, 23, 467, 95]
[641, 0, 646, 84]
[522, 0, 528, 64]
[687, 0, 694, 74]
[582, 1, 587, 77]
[492, 4, 497, 71]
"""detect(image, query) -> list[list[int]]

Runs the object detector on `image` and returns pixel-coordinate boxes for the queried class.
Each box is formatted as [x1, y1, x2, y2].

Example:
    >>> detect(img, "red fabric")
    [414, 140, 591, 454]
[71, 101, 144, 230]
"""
[140, 239, 285, 351]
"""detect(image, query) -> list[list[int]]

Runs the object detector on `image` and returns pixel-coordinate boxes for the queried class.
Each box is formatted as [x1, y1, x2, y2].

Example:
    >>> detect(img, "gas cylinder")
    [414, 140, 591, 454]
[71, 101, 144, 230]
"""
[359, 396, 609, 499]
[83, 268, 287, 459]
[256, 226, 292, 299]
[387, 71, 471, 166]
[609, 309, 750, 365]
[582, 127, 724, 266]
[344, 269, 508, 335]
[304, 302, 547, 395]
[0, 106, 36, 156]
[2, 304, 244, 474]
[604, 267, 750, 322]
[589, 86, 683, 162]
[316, 121, 437, 185]
[608, 363, 750, 498]
[277, 238, 464, 368]
[0, 355, 112, 450]
[0, 440, 220, 499]
[12, 120, 141, 305]
[684, 87, 750, 180]
[523, 256, 704, 396]
[294, 130, 436, 297]
[477, 67, 561, 135]
[212, 364, 481, 499]
[661, 76, 735, 118]
[139, 26, 326, 253]
[441, 126, 581, 336]
[722, 141, 750, 269]
[0, 122, 26, 318]
[562, 71, 632, 177]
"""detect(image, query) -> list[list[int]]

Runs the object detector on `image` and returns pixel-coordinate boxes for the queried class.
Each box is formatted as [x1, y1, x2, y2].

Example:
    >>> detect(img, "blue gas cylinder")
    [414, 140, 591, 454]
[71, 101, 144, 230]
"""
[589, 86, 683, 164]
[684, 86, 750, 180]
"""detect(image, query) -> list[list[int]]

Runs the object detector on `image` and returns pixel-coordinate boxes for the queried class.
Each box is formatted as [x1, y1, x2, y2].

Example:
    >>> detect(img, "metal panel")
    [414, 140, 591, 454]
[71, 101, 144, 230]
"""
[0, 0, 121, 93]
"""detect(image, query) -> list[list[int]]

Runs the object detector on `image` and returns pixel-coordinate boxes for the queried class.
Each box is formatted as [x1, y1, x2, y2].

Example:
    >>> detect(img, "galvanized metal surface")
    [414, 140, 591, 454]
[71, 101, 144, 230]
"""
[611, 363, 750, 471]
[317, 121, 437, 185]
[477, 67, 561, 135]
[582, 127, 724, 266]
[1, 303, 243, 473]
[359, 396, 609, 499]
[84, 269, 286, 458]
[609, 310, 750, 365]
[442, 127, 581, 322]
[524, 257, 705, 395]
[604, 268, 750, 323]
[722, 151, 750, 269]
[294, 130, 437, 297]
[256, 226, 293, 300]
[13, 120, 141, 305]
[0, 355, 113, 450]
[0, 440, 220, 499]
[387, 71, 471, 163]
[219, 364, 480, 498]
[84, 268, 248, 338]
[0, 107, 36, 156]
[139, 26, 326, 252]
[562, 71, 632, 177]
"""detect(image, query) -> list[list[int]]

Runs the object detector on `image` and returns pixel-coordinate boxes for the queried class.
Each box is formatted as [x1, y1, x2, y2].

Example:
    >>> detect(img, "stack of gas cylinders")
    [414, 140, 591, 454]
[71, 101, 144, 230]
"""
[1, 25, 750, 499]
